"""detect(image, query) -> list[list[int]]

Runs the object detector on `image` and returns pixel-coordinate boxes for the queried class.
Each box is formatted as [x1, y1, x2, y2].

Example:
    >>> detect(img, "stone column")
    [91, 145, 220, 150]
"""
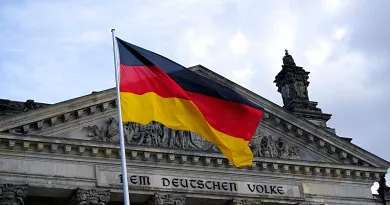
[0, 184, 28, 205]
[228, 198, 261, 205]
[68, 188, 111, 205]
[148, 193, 186, 205]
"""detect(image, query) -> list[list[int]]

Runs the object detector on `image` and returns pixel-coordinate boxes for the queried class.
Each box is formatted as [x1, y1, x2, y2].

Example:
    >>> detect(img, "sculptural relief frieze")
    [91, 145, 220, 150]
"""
[82, 118, 300, 159]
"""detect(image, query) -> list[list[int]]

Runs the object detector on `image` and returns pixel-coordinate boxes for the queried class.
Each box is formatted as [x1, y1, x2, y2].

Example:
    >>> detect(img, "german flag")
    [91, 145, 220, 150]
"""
[116, 38, 264, 167]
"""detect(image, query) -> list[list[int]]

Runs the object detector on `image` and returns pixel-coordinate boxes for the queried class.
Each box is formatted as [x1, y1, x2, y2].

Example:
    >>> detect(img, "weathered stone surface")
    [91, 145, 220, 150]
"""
[302, 182, 373, 199]
[0, 184, 28, 205]
[82, 118, 302, 160]
[68, 188, 110, 205]
[0, 99, 48, 113]
[148, 193, 185, 205]
[274, 50, 332, 129]
[97, 165, 303, 199]
[229, 198, 261, 205]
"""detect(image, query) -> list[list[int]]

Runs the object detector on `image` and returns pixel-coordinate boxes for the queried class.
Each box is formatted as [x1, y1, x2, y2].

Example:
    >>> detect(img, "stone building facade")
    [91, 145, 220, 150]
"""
[0, 51, 389, 205]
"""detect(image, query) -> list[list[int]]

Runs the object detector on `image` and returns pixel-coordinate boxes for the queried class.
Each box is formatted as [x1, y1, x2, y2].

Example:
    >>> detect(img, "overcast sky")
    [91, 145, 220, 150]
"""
[1, 0, 389, 191]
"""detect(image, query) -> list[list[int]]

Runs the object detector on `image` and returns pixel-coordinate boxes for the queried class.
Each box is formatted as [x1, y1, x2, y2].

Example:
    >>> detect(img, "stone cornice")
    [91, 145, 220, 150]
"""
[0, 88, 116, 132]
[190, 65, 390, 169]
[0, 132, 386, 184]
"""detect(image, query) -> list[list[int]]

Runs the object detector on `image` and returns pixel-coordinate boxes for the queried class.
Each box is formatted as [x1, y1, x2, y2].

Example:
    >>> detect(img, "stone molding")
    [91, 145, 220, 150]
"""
[68, 188, 111, 205]
[0, 133, 385, 183]
[0, 184, 28, 205]
[148, 193, 185, 205]
[0, 89, 116, 133]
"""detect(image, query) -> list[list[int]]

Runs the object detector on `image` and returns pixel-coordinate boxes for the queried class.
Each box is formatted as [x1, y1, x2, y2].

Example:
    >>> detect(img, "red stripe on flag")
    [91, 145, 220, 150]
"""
[119, 64, 263, 140]
[187, 92, 263, 141]
[119, 64, 188, 99]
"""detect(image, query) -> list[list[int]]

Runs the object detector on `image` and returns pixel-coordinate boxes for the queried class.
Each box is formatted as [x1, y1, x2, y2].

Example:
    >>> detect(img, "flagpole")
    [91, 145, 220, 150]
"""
[111, 29, 131, 205]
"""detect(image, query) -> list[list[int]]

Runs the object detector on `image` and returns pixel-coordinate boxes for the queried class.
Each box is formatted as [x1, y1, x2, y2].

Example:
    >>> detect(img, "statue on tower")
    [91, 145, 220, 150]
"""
[275, 49, 333, 129]
[282, 49, 296, 66]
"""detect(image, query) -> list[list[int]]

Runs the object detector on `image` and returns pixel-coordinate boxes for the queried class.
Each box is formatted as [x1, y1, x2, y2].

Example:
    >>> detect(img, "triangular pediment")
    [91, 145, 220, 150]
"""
[0, 66, 389, 170]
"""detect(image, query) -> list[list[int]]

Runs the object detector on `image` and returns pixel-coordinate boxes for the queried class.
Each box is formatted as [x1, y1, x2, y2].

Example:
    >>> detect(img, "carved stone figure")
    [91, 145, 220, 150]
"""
[294, 82, 307, 98]
[83, 118, 300, 160]
[82, 125, 105, 141]
[68, 188, 111, 205]
[0, 184, 28, 205]
[260, 136, 272, 157]
[282, 49, 296, 66]
[229, 198, 261, 205]
[106, 117, 119, 140]
[248, 135, 300, 159]
[6, 99, 47, 112]
[281, 85, 291, 104]
[249, 137, 263, 157]
[274, 137, 285, 157]
[23, 100, 36, 111]
[148, 193, 185, 205]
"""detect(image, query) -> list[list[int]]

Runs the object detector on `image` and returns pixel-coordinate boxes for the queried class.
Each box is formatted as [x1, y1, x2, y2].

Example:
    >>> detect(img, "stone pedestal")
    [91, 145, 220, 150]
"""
[0, 184, 28, 205]
[148, 193, 185, 205]
[68, 188, 111, 205]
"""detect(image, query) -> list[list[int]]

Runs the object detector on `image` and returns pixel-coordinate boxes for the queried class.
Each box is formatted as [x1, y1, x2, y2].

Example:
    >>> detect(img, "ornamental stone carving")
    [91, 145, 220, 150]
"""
[0, 184, 28, 205]
[229, 198, 261, 205]
[249, 135, 300, 159]
[282, 49, 296, 66]
[275, 50, 332, 126]
[83, 119, 300, 159]
[5, 99, 47, 112]
[148, 193, 185, 205]
[68, 188, 111, 205]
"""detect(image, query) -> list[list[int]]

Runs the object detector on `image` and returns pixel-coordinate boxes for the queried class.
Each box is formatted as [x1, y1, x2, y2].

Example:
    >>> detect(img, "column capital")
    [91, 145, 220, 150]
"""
[68, 188, 111, 205]
[0, 184, 28, 205]
[229, 198, 261, 205]
[148, 193, 186, 205]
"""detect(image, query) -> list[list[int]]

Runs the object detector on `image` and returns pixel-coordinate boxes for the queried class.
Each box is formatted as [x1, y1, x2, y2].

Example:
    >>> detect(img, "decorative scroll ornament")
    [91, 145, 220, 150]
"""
[0, 184, 28, 205]
[148, 193, 186, 205]
[83, 119, 300, 159]
[68, 188, 111, 205]
[229, 198, 261, 205]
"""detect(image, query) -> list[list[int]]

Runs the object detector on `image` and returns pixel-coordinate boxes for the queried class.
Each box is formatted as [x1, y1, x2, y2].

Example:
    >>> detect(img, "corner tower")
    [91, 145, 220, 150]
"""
[274, 50, 334, 133]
